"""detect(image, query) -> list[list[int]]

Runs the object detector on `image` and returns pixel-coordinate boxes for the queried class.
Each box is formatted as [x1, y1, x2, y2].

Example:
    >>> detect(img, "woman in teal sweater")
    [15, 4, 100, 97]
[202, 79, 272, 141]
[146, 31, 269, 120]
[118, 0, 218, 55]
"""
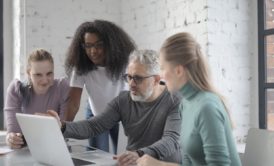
[137, 32, 241, 166]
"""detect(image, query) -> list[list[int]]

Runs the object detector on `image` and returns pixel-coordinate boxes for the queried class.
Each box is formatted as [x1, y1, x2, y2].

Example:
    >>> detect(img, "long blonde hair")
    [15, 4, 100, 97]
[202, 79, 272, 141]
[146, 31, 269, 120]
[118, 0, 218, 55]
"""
[161, 32, 234, 126]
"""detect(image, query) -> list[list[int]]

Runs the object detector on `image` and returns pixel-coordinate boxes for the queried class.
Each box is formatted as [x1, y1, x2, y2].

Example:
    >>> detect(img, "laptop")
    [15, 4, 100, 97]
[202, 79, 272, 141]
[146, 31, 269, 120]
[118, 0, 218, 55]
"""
[16, 113, 116, 166]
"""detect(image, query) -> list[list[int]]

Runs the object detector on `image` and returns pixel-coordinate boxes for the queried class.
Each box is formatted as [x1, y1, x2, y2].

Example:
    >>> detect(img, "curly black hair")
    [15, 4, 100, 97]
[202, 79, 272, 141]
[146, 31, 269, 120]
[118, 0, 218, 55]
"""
[65, 20, 136, 81]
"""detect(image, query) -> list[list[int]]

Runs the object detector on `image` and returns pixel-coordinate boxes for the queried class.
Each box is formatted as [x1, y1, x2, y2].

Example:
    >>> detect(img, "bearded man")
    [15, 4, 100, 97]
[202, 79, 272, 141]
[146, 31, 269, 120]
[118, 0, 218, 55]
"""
[52, 50, 182, 166]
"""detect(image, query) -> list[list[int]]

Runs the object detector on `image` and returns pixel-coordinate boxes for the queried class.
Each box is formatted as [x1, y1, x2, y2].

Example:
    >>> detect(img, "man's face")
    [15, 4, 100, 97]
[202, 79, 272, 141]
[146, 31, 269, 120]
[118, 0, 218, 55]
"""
[125, 61, 156, 102]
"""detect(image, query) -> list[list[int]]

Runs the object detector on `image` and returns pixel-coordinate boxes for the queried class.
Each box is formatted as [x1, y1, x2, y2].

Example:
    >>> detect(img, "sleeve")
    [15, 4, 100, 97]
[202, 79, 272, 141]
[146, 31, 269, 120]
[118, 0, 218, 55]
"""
[70, 69, 85, 88]
[140, 100, 182, 161]
[4, 80, 23, 133]
[183, 154, 192, 166]
[197, 100, 231, 166]
[57, 78, 70, 120]
[63, 96, 121, 139]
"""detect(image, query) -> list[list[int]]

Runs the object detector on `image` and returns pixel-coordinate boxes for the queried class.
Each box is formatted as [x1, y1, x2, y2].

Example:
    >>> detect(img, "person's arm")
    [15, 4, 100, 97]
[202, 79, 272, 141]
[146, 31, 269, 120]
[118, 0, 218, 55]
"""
[57, 78, 70, 120]
[137, 155, 179, 166]
[64, 87, 82, 121]
[197, 101, 231, 165]
[113, 151, 140, 166]
[139, 102, 182, 161]
[6, 133, 25, 149]
[63, 96, 121, 139]
[4, 80, 25, 148]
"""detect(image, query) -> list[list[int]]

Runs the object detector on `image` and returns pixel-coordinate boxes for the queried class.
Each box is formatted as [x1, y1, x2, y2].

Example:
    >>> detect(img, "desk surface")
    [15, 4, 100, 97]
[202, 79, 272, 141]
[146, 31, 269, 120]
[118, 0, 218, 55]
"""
[0, 142, 117, 166]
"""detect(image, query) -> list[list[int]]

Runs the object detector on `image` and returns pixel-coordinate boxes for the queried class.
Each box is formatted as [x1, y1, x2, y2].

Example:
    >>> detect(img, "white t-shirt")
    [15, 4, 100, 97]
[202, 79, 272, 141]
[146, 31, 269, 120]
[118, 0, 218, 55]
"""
[70, 67, 128, 115]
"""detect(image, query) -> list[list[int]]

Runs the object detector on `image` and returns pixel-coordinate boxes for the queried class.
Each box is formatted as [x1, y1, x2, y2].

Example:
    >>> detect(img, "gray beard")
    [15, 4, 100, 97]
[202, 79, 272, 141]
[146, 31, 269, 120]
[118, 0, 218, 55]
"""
[130, 87, 153, 102]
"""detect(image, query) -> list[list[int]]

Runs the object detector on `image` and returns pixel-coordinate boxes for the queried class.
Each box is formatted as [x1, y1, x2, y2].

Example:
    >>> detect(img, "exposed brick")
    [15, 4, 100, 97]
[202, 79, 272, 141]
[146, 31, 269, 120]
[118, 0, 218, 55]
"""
[16, 0, 257, 149]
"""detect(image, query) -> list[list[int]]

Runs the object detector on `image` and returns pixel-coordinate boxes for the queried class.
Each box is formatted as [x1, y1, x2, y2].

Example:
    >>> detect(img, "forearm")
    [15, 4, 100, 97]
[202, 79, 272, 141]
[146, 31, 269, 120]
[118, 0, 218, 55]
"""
[64, 106, 79, 121]
[137, 154, 181, 166]
[63, 111, 119, 139]
[63, 120, 95, 139]
[64, 98, 80, 121]
[5, 109, 21, 133]
[141, 108, 182, 161]
[140, 131, 181, 159]
[64, 87, 82, 121]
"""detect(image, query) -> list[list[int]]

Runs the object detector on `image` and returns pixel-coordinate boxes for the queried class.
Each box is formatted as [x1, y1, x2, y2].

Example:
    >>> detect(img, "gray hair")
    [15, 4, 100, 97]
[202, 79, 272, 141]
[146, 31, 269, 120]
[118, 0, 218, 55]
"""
[129, 49, 160, 75]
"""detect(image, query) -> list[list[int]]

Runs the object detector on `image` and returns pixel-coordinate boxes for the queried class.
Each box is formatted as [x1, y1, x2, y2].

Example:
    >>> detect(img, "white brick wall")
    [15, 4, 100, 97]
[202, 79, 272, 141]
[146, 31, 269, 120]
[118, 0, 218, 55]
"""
[4, 0, 258, 152]
[207, 0, 258, 145]
[23, 0, 122, 78]
[122, 0, 257, 148]
[121, 0, 208, 52]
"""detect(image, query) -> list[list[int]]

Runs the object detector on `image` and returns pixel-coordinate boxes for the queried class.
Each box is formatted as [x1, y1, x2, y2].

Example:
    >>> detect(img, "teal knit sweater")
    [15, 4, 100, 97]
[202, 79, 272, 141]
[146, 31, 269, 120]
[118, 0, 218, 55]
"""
[179, 82, 241, 166]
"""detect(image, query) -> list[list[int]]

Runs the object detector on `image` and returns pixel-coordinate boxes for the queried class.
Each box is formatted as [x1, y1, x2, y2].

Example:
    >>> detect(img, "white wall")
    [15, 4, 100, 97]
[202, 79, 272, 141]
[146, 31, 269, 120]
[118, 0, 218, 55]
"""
[23, 0, 121, 79]
[121, 0, 208, 53]
[3, 0, 258, 152]
[207, 0, 258, 144]
[121, 0, 258, 148]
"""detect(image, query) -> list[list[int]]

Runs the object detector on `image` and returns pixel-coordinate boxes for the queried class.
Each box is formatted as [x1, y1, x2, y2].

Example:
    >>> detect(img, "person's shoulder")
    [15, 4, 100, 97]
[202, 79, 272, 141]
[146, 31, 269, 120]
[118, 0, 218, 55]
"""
[8, 79, 22, 90]
[118, 90, 130, 99]
[6, 79, 24, 97]
[164, 89, 182, 104]
[55, 77, 69, 87]
[198, 91, 222, 105]
[196, 91, 226, 115]
[108, 90, 130, 108]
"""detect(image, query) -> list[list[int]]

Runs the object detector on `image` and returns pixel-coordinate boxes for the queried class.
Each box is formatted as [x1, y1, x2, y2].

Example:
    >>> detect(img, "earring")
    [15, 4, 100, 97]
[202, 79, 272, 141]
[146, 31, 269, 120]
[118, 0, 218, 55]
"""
[27, 78, 32, 89]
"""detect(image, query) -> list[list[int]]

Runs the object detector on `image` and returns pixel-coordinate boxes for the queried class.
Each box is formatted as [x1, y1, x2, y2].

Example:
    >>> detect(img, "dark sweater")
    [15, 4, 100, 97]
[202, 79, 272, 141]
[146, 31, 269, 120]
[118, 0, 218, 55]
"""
[64, 88, 182, 163]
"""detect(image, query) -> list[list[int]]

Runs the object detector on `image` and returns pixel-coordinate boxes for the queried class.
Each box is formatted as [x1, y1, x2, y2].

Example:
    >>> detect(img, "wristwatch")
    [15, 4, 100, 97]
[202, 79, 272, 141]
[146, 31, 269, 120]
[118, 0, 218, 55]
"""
[136, 149, 144, 157]
[61, 121, 66, 133]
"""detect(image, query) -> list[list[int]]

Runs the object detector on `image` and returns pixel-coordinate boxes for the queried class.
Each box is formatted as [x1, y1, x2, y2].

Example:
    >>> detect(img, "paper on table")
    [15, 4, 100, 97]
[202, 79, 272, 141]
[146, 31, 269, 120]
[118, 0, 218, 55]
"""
[0, 146, 13, 155]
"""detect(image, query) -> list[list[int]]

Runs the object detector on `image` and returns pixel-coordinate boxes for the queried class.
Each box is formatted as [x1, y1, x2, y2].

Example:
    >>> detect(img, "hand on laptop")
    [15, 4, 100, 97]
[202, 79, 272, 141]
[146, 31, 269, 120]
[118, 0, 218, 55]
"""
[47, 110, 62, 127]
[136, 154, 166, 166]
[6, 132, 25, 149]
[113, 151, 139, 166]
[35, 110, 62, 128]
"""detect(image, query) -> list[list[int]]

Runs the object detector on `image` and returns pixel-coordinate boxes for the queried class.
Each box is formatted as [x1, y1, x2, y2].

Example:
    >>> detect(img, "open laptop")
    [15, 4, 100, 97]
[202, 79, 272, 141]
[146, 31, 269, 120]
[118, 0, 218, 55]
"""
[16, 113, 116, 166]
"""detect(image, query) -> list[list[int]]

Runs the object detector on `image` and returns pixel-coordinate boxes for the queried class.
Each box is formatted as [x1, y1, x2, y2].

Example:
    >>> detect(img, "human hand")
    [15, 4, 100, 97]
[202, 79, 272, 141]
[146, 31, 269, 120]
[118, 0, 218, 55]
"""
[113, 151, 139, 166]
[47, 110, 62, 127]
[6, 132, 24, 149]
[137, 154, 164, 166]
[35, 110, 61, 127]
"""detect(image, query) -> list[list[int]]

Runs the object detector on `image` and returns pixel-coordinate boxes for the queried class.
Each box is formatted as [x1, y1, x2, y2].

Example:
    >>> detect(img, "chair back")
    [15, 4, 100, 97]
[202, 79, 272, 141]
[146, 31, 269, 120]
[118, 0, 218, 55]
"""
[243, 128, 274, 166]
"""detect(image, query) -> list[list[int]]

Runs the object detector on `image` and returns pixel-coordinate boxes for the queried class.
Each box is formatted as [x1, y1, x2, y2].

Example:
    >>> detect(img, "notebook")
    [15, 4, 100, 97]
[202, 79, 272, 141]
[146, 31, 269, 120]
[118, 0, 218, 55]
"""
[16, 113, 116, 166]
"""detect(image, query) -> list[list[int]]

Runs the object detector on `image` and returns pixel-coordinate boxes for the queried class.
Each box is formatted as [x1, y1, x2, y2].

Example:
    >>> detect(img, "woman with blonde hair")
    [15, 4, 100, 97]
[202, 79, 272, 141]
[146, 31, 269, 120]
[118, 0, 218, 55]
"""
[5, 48, 69, 149]
[137, 32, 241, 166]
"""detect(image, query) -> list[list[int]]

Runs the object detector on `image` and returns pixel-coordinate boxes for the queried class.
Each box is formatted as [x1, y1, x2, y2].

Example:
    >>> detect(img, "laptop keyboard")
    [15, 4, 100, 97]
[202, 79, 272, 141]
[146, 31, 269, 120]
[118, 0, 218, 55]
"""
[72, 157, 95, 166]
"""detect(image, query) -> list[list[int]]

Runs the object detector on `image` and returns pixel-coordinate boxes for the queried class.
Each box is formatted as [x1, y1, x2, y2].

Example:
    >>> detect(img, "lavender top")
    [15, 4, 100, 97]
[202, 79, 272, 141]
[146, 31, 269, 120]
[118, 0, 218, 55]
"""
[4, 78, 70, 133]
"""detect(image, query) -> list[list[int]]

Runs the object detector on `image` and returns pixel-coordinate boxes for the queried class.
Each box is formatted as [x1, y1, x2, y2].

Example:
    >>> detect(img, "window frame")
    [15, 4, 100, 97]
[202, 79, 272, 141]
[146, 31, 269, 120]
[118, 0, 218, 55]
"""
[258, 0, 274, 129]
[0, 0, 3, 130]
[0, 1, 4, 130]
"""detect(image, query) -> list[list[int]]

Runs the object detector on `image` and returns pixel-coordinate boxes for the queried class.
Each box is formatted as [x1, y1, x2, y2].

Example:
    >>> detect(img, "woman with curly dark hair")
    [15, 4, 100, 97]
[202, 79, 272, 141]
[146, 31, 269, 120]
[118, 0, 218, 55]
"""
[64, 20, 136, 154]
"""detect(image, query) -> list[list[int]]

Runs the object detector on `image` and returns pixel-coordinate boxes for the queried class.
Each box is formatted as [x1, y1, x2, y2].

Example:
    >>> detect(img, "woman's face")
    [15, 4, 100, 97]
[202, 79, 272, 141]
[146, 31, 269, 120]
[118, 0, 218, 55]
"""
[83, 32, 105, 66]
[27, 60, 54, 95]
[159, 53, 187, 93]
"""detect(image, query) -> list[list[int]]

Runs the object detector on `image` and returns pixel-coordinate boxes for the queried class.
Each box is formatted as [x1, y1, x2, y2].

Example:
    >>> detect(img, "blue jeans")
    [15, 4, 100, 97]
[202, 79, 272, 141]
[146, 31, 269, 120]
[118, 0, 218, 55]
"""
[85, 102, 118, 154]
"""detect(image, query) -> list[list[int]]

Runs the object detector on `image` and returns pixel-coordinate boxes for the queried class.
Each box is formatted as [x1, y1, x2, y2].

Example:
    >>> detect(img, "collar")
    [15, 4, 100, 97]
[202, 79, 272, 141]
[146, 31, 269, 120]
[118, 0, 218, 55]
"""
[179, 82, 199, 100]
